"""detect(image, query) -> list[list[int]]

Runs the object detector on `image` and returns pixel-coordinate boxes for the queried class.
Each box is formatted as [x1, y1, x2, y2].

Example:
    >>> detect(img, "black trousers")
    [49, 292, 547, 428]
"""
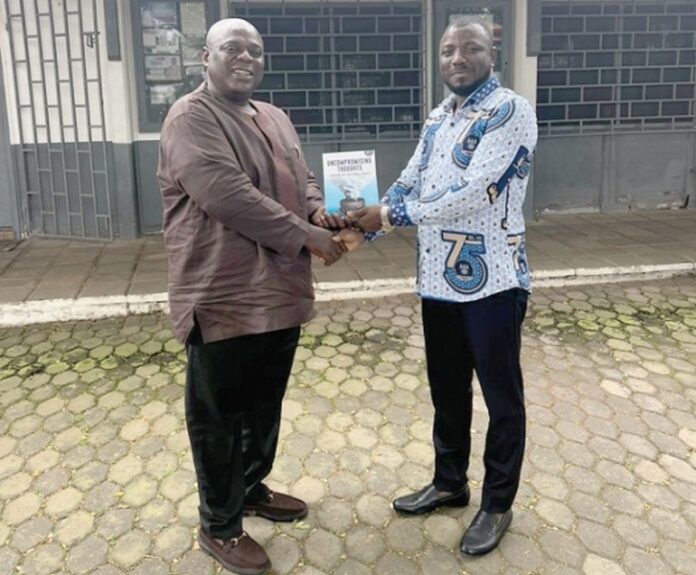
[422, 288, 528, 513]
[185, 326, 300, 538]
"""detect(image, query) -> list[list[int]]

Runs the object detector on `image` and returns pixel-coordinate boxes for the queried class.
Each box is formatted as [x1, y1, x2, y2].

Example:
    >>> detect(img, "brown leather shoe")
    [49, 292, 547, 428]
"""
[243, 490, 308, 522]
[198, 529, 270, 575]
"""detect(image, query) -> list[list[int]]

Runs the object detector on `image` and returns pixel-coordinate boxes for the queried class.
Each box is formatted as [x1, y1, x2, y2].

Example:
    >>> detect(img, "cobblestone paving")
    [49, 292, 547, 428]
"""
[0, 278, 695, 575]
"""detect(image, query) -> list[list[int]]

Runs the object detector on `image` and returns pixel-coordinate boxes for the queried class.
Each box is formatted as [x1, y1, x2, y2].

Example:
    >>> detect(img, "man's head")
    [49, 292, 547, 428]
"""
[203, 18, 264, 104]
[439, 19, 495, 99]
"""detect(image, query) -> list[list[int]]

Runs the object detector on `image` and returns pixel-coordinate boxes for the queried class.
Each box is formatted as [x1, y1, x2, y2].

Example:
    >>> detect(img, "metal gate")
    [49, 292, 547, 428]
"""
[4, 0, 113, 239]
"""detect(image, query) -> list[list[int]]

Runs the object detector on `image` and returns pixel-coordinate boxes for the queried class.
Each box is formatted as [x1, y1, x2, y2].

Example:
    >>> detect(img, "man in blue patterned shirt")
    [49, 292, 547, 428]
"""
[340, 18, 538, 555]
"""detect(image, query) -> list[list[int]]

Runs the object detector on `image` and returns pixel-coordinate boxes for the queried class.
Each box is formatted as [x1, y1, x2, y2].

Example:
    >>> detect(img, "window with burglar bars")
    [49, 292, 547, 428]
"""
[229, 1, 425, 142]
[537, 1, 696, 134]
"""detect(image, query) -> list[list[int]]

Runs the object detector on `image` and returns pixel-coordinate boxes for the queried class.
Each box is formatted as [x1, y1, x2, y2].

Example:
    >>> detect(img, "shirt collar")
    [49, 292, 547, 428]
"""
[464, 75, 501, 107]
[442, 75, 501, 114]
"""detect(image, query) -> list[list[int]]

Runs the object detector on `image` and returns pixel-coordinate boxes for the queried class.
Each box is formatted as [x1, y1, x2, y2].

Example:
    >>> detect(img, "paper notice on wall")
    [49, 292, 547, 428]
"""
[145, 54, 182, 81]
[150, 85, 178, 105]
[141, 2, 178, 27]
[143, 29, 180, 54]
[181, 2, 206, 36]
[322, 150, 379, 216]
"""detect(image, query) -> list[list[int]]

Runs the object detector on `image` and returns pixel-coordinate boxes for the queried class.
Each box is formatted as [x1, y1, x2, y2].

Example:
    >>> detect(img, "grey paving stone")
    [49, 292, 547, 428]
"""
[583, 553, 627, 575]
[159, 469, 196, 502]
[122, 474, 158, 507]
[332, 558, 371, 575]
[66, 535, 108, 574]
[83, 481, 120, 513]
[153, 524, 191, 561]
[10, 516, 53, 552]
[3, 492, 41, 526]
[96, 508, 136, 540]
[386, 517, 425, 553]
[305, 529, 343, 571]
[110, 530, 151, 568]
[0, 471, 31, 498]
[356, 494, 392, 527]
[375, 552, 420, 575]
[128, 557, 169, 575]
[20, 542, 65, 575]
[265, 535, 301, 575]
[45, 486, 83, 518]
[138, 497, 176, 531]
[576, 520, 624, 559]
[0, 547, 20, 574]
[538, 529, 585, 568]
[499, 532, 546, 571]
[622, 547, 672, 575]
[316, 497, 354, 534]
[55, 511, 94, 546]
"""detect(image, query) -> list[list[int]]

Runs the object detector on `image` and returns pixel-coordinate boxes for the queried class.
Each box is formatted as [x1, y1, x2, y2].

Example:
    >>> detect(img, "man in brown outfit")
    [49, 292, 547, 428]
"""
[157, 18, 344, 575]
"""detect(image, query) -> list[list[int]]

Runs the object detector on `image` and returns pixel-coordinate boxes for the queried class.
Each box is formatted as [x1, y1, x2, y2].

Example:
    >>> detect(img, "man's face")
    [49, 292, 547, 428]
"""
[203, 24, 264, 103]
[439, 25, 494, 96]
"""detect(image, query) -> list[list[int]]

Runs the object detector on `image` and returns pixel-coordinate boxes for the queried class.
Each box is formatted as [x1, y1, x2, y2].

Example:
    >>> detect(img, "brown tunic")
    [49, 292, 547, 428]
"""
[157, 84, 324, 344]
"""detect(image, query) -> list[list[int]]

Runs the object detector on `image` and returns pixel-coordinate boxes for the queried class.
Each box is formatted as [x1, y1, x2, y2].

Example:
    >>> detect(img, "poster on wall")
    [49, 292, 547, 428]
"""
[150, 84, 178, 105]
[143, 28, 180, 54]
[322, 150, 379, 216]
[145, 54, 182, 81]
[181, 43, 204, 66]
[141, 2, 179, 27]
[181, 2, 206, 36]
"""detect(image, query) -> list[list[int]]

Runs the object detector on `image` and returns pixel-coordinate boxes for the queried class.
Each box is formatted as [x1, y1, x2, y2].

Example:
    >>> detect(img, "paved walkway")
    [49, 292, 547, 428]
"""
[0, 278, 695, 574]
[0, 210, 695, 311]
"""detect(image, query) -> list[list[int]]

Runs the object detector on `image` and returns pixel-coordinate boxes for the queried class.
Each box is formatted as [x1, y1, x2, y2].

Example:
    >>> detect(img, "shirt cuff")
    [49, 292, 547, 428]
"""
[388, 199, 415, 227]
[364, 231, 383, 242]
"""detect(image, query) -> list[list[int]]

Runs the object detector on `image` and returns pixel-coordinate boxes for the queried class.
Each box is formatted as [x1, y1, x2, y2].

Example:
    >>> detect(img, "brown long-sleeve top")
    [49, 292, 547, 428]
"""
[157, 84, 324, 344]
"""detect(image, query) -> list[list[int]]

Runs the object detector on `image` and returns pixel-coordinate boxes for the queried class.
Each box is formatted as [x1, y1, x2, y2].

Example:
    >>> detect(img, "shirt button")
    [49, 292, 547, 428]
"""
[450, 122, 455, 127]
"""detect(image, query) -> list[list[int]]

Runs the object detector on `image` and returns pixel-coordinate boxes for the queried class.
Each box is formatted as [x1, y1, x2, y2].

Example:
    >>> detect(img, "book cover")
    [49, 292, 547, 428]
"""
[322, 150, 379, 216]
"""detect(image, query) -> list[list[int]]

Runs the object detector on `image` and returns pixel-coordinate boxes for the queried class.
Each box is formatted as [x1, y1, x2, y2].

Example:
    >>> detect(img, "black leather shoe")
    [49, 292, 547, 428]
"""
[460, 509, 513, 555]
[393, 483, 470, 514]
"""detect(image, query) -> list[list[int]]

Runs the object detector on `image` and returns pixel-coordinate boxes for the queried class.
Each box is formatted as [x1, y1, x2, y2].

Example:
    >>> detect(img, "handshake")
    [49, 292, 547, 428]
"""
[304, 205, 384, 265]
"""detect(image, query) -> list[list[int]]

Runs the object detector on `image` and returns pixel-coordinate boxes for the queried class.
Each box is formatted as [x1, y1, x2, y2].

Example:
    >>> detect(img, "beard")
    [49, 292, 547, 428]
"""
[445, 81, 474, 97]
[444, 71, 492, 98]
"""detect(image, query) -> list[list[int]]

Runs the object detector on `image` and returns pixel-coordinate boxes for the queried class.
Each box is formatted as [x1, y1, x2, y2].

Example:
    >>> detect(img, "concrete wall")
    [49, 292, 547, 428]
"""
[534, 131, 695, 213]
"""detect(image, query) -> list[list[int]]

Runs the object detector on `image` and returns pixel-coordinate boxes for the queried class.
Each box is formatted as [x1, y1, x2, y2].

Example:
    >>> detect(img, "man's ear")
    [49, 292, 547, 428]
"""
[202, 46, 210, 68]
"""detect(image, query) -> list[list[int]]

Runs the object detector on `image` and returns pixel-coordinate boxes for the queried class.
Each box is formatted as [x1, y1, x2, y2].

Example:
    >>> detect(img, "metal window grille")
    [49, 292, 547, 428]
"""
[229, 1, 425, 142]
[3, 0, 113, 239]
[537, 0, 696, 135]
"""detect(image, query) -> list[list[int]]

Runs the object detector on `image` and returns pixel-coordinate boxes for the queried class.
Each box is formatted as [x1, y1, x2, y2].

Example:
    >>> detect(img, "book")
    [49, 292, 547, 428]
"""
[322, 150, 379, 216]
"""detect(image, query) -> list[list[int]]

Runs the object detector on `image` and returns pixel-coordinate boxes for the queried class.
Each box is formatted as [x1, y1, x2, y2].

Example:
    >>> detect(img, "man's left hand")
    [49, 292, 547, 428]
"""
[347, 205, 382, 232]
[311, 206, 349, 230]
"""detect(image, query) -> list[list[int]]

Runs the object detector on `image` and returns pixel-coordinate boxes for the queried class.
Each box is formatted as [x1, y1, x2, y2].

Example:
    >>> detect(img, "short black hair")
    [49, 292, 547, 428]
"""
[445, 17, 494, 47]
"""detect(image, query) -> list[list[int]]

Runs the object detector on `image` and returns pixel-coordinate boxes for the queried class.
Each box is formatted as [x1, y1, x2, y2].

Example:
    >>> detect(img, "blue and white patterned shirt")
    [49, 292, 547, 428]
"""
[374, 76, 538, 303]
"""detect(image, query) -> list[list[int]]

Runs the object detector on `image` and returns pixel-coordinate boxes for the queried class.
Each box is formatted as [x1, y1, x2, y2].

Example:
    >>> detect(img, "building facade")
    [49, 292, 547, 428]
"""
[0, 0, 694, 240]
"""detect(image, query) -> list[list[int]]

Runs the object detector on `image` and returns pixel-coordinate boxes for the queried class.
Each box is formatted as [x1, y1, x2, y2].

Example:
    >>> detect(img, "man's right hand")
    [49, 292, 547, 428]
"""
[304, 226, 345, 265]
[310, 206, 349, 230]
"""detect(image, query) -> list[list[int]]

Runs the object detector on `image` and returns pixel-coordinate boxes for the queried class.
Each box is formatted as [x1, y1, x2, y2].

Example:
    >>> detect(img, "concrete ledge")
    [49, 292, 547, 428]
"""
[1, 263, 694, 327]
[0, 294, 169, 327]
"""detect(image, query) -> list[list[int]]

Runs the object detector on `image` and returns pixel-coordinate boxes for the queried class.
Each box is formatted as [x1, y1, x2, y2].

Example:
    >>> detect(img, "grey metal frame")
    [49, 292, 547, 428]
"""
[104, 0, 122, 61]
[4, 0, 114, 239]
[0, 51, 21, 236]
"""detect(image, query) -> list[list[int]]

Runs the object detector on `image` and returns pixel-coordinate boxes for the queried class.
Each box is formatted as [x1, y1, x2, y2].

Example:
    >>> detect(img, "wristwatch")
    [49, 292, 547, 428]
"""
[380, 205, 394, 233]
